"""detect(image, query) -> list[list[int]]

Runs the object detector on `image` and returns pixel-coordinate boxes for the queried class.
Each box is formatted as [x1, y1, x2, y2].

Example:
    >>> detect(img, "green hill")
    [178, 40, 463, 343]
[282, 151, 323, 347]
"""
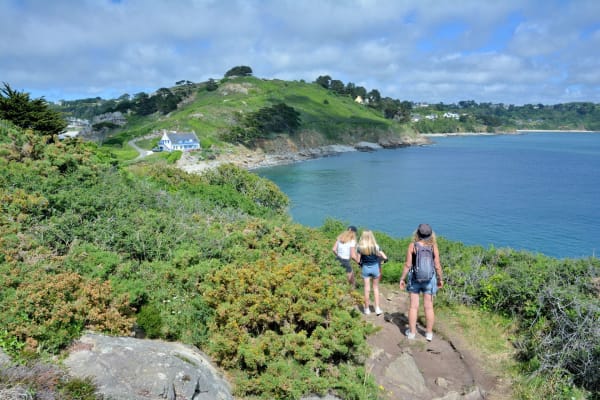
[84, 76, 417, 156]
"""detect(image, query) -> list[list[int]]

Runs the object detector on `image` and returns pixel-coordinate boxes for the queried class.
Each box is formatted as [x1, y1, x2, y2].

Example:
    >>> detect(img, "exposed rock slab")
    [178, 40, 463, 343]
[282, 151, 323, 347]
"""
[64, 333, 232, 400]
[0, 348, 11, 368]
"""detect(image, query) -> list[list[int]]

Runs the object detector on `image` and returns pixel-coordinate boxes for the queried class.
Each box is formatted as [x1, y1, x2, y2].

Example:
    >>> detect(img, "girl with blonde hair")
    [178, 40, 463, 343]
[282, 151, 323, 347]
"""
[399, 223, 443, 341]
[332, 226, 358, 288]
[353, 230, 387, 315]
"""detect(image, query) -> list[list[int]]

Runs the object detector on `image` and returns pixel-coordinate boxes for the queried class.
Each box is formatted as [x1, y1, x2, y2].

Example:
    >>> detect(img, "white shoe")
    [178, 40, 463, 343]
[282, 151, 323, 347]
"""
[426, 332, 433, 341]
[405, 329, 416, 339]
[364, 306, 371, 315]
[375, 307, 383, 316]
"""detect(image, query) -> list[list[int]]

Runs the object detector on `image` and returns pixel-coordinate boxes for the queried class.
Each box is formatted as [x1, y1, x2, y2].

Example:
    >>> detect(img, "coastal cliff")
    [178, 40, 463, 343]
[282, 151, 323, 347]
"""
[177, 134, 431, 173]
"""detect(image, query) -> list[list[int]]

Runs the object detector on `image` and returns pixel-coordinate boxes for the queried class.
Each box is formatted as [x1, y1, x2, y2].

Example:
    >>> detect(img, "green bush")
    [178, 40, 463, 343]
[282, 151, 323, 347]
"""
[200, 163, 289, 213]
[166, 150, 182, 164]
[136, 304, 163, 338]
[439, 245, 600, 395]
[202, 258, 377, 399]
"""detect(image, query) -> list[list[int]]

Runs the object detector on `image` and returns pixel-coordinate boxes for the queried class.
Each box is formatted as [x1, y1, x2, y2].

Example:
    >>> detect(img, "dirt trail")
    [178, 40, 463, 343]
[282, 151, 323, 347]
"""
[363, 285, 506, 400]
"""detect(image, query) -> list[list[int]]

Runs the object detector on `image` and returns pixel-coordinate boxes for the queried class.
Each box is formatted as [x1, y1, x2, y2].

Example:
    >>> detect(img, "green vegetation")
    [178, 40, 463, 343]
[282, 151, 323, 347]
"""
[222, 102, 302, 145]
[225, 65, 254, 77]
[1, 78, 599, 399]
[48, 74, 599, 165]
[1, 82, 67, 135]
[0, 124, 379, 399]
[54, 75, 413, 152]
[412, 101, 600, 133]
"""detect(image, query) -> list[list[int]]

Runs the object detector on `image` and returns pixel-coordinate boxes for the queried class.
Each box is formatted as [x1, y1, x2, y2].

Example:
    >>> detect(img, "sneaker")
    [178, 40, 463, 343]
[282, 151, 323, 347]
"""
[405, 329, 416, 340]
[364, 306, 371, 315]
[426, 332, 433, 341]
[375, 307, 383, 316]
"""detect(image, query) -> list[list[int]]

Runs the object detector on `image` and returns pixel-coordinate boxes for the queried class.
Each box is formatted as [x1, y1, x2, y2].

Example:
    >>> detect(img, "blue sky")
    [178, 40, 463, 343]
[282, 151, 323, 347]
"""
[1, 0, 599, 105]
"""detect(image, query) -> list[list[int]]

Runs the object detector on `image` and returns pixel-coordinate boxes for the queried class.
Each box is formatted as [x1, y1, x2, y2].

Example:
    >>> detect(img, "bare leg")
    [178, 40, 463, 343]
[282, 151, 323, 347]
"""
[373, 276, 381, 310]
[408, 292, 420, 335]
[363, 277, 371, 311]
[423, 294, 435, 334]
[347, 271, 356, 288]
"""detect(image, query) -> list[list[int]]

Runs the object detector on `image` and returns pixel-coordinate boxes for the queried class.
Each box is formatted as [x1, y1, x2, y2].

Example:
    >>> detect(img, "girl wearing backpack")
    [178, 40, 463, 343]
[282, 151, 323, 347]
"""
[353, 230, 388, 315]
[399, 224, 443, 341]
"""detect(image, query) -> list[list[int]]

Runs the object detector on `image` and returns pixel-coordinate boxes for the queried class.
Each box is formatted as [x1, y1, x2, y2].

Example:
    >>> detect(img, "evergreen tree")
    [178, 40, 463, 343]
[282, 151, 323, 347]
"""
[0, 82, 67, 136]
[224, 65, 253, 77]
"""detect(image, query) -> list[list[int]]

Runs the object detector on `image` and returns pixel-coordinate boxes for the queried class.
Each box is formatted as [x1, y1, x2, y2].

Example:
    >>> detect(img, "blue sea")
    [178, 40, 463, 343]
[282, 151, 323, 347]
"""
[256, 132, 600, 259]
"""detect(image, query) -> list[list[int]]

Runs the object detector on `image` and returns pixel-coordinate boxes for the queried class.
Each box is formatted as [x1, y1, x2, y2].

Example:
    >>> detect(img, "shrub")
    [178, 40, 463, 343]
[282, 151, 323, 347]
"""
[136, 304, 163, 338]
[2, 270, 134, 353]
[202, 258, 377, 399]
[439, 246, 600, 395]
[0, 361, 100, 400]
[200, 163, 289, 213]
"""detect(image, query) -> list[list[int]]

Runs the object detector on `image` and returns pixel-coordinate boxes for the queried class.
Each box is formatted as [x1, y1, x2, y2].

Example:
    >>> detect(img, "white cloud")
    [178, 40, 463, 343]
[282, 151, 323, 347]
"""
[0, 0, 598, 104]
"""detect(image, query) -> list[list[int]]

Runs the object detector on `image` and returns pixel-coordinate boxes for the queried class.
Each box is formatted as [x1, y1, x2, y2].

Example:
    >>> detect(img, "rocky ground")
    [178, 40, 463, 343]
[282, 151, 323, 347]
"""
[363, 284, 511, 400]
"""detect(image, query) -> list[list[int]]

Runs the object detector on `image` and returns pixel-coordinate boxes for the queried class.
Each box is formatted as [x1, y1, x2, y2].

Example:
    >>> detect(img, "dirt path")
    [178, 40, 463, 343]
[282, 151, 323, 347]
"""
[363, 285, 505, 399]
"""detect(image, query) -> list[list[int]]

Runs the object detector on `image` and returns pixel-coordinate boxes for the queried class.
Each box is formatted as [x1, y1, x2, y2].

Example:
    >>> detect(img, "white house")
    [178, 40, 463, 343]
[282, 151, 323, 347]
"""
[443, 112, 460, 120]
[157, 130, 201, 152]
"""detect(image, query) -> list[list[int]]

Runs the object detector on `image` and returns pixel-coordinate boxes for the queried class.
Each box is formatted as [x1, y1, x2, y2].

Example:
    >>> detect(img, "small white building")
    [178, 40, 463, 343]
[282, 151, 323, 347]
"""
[443, 112, 460, 120]
[158, 130, 200, 152]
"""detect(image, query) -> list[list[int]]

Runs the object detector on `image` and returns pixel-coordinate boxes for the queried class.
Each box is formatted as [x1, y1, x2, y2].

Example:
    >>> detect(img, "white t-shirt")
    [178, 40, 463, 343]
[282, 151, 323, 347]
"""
[336, 239, 356, 260]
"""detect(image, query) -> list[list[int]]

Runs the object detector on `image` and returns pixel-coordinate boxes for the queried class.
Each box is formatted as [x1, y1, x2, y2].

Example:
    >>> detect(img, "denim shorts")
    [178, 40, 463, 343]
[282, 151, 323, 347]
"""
[361, 263, 380, 279]
[407, 272, 438, 295]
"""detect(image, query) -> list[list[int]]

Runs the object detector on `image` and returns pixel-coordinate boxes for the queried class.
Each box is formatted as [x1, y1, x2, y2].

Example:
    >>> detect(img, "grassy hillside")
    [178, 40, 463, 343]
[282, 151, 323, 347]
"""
[100, 76, 415, 155]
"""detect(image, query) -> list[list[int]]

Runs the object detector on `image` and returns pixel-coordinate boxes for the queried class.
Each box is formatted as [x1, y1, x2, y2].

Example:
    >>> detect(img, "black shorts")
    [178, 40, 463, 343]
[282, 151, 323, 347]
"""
[337, 257, 353, 273]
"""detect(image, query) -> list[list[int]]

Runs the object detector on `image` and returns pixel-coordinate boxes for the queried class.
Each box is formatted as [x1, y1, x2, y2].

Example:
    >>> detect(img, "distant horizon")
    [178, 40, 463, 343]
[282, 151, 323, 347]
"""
[35, 76, 599, 108]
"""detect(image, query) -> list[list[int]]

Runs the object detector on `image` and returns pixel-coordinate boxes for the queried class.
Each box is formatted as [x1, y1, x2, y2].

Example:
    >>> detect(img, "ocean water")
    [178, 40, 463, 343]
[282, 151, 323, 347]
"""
[256, 132, 600, 259]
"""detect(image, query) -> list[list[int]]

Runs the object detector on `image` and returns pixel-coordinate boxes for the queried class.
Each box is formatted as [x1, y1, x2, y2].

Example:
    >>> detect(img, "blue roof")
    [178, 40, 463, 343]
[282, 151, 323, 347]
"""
[167, 132, 199, 144]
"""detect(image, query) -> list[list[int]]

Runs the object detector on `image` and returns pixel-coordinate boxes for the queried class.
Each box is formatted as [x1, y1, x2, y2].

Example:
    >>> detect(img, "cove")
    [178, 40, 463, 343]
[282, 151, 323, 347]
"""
[256, 132, 600, 259]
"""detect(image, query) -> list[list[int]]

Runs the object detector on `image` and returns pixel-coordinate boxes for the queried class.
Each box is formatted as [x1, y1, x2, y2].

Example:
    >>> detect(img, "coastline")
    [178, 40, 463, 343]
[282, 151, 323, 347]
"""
[515, 129, 596, 133]
[177, 129, 599, 173]
[178, 135, 430, 173]
[423, 129, 597, 137]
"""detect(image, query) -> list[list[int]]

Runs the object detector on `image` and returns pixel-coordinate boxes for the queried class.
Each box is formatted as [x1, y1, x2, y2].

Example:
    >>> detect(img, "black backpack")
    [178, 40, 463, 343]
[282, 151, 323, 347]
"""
[412, 242, 435, 283]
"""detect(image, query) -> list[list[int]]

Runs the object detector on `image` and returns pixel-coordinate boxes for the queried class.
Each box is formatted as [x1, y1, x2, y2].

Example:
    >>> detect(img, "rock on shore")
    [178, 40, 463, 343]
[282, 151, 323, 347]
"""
[179, 135, 430, 174]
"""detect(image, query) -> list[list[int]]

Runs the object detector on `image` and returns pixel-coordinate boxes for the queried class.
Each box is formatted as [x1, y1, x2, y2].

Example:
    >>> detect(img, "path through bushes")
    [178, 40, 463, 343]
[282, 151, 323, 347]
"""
[363, 285, 509, 399]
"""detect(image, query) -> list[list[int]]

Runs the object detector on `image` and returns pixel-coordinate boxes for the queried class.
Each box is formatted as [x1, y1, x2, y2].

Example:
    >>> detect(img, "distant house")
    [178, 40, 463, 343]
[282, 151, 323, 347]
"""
[157, 130, 200, 152]
[443, 112, 460, 120]
[354, 96, 364, 104]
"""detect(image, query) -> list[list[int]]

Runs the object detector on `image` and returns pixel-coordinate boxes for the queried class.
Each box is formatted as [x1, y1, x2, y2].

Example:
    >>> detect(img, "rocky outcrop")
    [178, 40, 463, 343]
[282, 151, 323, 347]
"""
[0, 348, 10, 367]
[379, 134, 430, 148]
[354, 141, 383, 151]
[64, 333, 232, 400]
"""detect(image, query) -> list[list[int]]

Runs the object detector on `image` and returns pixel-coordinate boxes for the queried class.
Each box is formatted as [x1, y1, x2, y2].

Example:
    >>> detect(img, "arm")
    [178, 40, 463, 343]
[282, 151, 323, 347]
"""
[350, 246, 358, 263]
[352, 247, 361, 264]
[434, 243, 443, 288]
[332, 240, 338, 256]
[399, 243, 413, 289]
